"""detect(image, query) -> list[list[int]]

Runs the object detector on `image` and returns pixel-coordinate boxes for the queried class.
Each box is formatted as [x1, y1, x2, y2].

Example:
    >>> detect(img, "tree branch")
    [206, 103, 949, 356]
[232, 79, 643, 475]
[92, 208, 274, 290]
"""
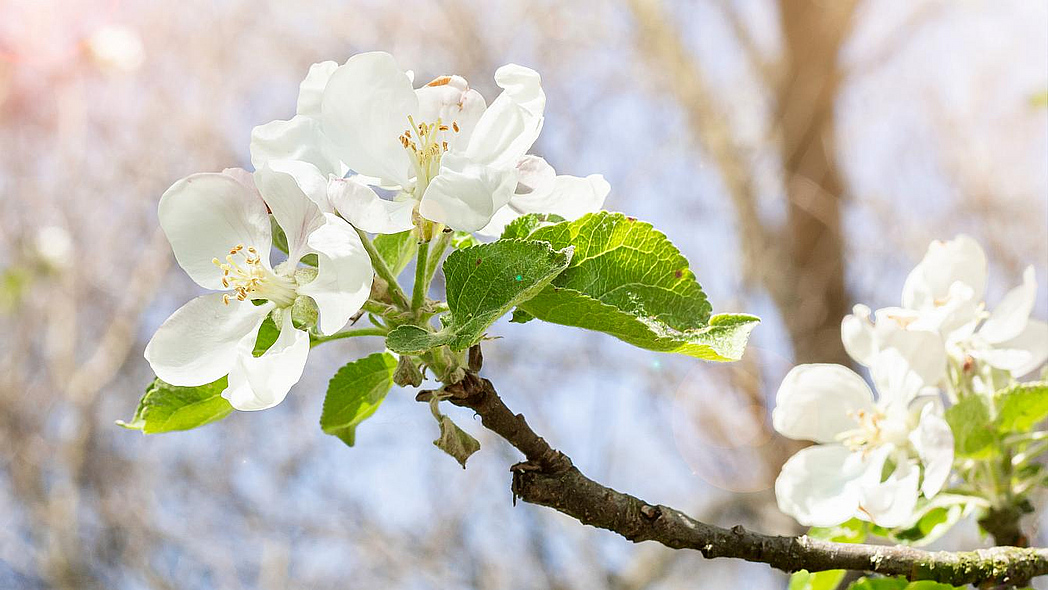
[430, 367, 1048, 587]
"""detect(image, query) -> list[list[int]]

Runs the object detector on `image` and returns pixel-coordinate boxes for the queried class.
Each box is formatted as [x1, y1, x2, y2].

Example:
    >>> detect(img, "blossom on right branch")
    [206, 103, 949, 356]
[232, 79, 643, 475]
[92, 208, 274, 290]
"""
[842, 235, 1048, 393]
[772, 350, 953, 528]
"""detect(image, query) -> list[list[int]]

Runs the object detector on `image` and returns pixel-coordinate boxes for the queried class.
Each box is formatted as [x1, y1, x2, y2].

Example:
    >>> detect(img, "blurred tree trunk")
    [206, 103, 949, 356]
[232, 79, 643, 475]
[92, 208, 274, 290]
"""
[775, 0, 857, 365]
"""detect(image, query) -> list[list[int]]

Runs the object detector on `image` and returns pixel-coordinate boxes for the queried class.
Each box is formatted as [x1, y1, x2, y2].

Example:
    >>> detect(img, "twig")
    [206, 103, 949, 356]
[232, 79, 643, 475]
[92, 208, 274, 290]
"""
[431, 365, 1048, 587]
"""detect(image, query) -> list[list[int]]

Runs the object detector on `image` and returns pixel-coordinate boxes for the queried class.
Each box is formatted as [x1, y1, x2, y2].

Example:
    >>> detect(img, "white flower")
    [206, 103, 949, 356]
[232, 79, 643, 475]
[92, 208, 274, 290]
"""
[252, 52, 608, 234]
[144, 167, 373, 411]
[844, 235, 1048, 385]
[773, 351, 953, 528]
[842, 304, 946, 386]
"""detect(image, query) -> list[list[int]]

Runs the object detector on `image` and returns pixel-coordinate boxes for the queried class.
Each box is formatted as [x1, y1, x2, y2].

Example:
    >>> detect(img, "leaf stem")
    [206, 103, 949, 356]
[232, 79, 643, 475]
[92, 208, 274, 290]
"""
[423, 229, 453, 287]
[412, 240, 430, 312]
[311, 327, 388, 346]
[356, 228, 411, 310]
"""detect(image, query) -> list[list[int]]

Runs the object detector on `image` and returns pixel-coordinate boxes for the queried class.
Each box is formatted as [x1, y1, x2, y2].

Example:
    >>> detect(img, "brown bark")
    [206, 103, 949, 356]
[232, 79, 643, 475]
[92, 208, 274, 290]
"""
[423, 366, 1048, 587]
[776, 0, 858, 365]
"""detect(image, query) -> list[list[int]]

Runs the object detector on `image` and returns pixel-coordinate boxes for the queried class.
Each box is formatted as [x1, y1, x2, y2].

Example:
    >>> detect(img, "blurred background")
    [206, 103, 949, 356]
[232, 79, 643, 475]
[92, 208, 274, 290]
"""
[1, 0, 1046, 588]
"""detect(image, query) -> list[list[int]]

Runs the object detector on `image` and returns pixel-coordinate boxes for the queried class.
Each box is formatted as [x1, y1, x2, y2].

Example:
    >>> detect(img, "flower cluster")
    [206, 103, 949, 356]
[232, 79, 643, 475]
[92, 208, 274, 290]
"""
[145, 53, 608, 411]
[773, 235, 1047, 528]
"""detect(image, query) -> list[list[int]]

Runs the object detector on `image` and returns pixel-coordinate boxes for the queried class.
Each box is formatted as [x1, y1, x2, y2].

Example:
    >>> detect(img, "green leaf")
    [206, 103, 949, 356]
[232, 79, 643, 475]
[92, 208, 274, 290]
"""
[888, 503, 965, 546]
[271, 215, 289, 254]
[320, 352, 398, 446]
[509, 212, 759, 361]
[789, 570, 846, 590]
[253, 315, 280, 357]
[945, 394, 996, 458]
[499, 212, 566, 240]
[374, 230, 417, 275]
[843, 579, 961, 590]
[509, 308, 534, 324]
[808, 518, 866, 543]
[995, 381, 1048, 432]
[451, 231, 481, 250]
[384, 239, 573, 353]
[791, 519, 866, 590]
[118, 377, 233, 434]
[433, 413, 481, 467]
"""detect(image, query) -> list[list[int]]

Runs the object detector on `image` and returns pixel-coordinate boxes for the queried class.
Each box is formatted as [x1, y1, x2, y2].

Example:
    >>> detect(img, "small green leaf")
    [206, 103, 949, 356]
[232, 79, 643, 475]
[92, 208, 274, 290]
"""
[253, 315, 280, 357]
[374, 230, 417, 275]
[433, 413, 480, 468]
[945, 394, 996, 458]
[789, 570, 846, 590]
[384, 239, 573, 353]
[509, 212, 759, 361]
[995, 381, 1048, 432]
[888, 504, 965, 546]
[808, 518, 866, 543]
[843, 579, 961, 590]
[271, 215, 289, 254]
[320, 352, 398, 446]
[499, 212, 566, 240]
[510, 308, 535, 324]
[118, 377, 233, 434]
[451, 231, 482, 250]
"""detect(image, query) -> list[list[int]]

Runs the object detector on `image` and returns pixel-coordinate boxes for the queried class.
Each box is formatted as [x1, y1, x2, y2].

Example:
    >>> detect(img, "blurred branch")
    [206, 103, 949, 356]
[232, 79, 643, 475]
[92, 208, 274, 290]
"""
[424, 364, 1048, 587]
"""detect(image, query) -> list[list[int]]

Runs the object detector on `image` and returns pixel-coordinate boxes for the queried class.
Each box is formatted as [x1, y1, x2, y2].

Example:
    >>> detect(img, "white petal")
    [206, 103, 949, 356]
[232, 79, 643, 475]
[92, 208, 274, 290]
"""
[902, 234, 987, 310]
[475, 205, 522, 238]
[971, 319, 1048, 376]
[870, 348, 926, 409]
[250, 115, 343, 178]
[513, 174, 610, 220]
[772, 364, 875, 443]
[464, 64, 545, 170]
[478, 170, 609, 237]
[980, 266, 1037, 344]
[842, 304, 877, 366]
[254, 166, 325, 263]
[297, 60, 339, 118]
[223, 313, 309, 411]
[873, 316, 947, 388]
[775, 445, 866, 527]
[158, 173, 272, 290]
[327, 176, 416, 234]
[909, 401, 953, 498]
[416, 74, 487, 151]
[995, 319, 1048, 377]
[321, 51, 417, 187]
[221, 167, 261, 198]
[144, 294, 272, 387]
[418, 152, 517, 232]
[514, 155, 556, 195]
[297, 214, 374, 335]
[858, 454, 920, 528]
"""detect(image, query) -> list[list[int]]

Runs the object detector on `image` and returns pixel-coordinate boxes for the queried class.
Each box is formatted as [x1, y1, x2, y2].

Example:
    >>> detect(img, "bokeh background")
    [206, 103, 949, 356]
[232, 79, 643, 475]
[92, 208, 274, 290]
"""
[1, 0, 1046, 588]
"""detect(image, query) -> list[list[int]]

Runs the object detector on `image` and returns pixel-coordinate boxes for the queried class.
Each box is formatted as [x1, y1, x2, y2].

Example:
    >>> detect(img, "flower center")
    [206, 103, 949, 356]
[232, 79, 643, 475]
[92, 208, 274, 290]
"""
[212, 244, 297, 308]
[399, 115, 459, 195]
[837, 409, 907, 452]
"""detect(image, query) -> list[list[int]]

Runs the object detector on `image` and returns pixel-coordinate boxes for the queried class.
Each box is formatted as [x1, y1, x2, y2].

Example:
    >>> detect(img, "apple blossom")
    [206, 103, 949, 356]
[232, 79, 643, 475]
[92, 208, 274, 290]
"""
[773, 350, 953, 528]
[252, 52, 608, 235]
[144, 167, 373, 411]
[843, 235, 1048, 389]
